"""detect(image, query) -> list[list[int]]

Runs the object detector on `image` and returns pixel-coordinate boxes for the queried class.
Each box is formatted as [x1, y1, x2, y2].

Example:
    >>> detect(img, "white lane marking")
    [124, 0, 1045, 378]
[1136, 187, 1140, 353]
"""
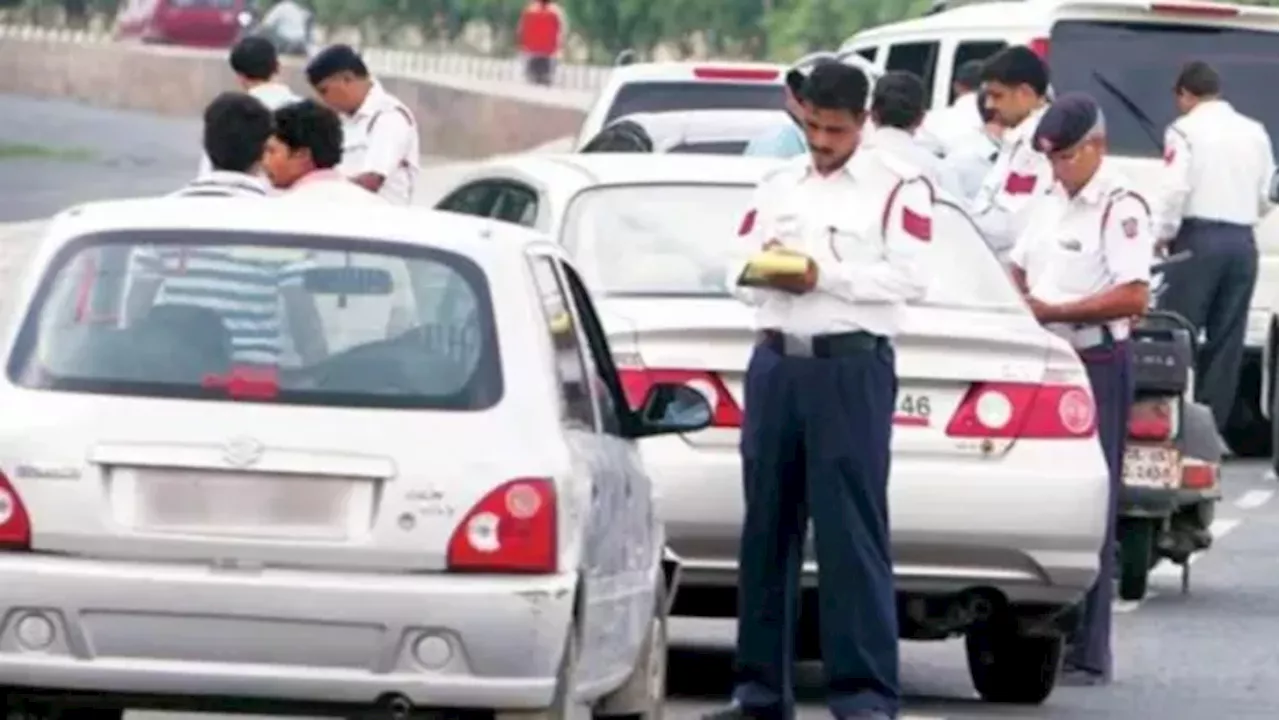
[1234, 488, 1275, 511]
[1149, 518, 1241, 579]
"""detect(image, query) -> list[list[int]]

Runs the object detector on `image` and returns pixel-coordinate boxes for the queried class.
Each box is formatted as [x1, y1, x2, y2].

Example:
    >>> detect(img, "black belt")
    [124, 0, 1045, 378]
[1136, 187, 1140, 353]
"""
[757, 330, 884, 358]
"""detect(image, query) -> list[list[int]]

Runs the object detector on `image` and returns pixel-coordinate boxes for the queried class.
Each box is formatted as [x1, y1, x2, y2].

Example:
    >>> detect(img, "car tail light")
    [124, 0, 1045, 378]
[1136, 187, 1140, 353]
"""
[0, 472, 31, 550]
[1181, 460, 1216, 490]
[1028, 36, 1050, 59]
[447, 478, 556, 574]
[945, 382, 1096, 439]
[692, 66, 781, 82]
[1150, 2, 1238, 17]
[617, 367, 742, 428]
[1128, 398, 1177, 441]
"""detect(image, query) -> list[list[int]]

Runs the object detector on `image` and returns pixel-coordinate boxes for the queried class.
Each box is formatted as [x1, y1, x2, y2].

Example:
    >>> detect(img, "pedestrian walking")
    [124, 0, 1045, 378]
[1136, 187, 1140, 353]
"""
[197, 36, 301, 178]
[518, 0, 565, 86]
[704, 61, 935, 720]
[969, 46, 1054, 261]
[937, 88, 1003, 202]
[305, 45, 420, 205]
[1008, 93, 1155, 687]
[1154, 60, 1276, 432]
[863, 70, 942, 185]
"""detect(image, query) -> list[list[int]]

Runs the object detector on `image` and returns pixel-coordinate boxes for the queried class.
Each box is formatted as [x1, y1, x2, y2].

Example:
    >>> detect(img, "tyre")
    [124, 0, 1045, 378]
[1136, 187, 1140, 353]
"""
[1118, 518, 1156, 602]
[495, 628, 581, 720]
[594, 576, 669, 719]
[965, 617, 1063, 705]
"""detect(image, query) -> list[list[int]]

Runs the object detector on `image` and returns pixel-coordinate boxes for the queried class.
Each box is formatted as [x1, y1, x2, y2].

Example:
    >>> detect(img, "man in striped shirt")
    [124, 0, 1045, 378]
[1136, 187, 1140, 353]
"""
[124, 92, 327, 366]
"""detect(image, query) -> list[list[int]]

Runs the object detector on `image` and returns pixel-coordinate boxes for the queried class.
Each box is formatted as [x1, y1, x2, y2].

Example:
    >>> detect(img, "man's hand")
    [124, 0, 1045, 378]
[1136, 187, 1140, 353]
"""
[1024, 294, 1061, 323]
[769, 255, 818, 294]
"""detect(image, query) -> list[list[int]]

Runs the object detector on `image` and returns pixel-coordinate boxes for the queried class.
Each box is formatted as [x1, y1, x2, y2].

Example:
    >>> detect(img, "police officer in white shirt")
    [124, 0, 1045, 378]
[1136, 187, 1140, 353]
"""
[305, 45, 421, 206]
[862, 70, 942, 185]
[938, 88, 1003, 202]
[1009, 94, 1155, 688]
[197, 36, 300, 177]
[705, 62, 934, 720]
[920, 59, 984, 156]
[970, 46, 1054, 260]
[1155, 60, 1276, 432]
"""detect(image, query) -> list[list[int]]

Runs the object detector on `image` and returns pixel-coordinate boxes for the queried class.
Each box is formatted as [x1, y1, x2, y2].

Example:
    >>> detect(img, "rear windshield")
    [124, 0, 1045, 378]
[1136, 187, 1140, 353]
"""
[605, 82, 785, 124]
[6, 231, 502, 410]
[668, 141, 749, 155]
[1049, 20, 1278, 158]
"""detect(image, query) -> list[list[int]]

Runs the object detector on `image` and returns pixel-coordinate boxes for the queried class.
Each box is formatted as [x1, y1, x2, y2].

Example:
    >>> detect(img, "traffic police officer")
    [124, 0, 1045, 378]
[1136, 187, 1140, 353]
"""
[970, 46, 1054, 261]
[862, 70, 942, 185]
[1009, 93, 1154, 686]
[938, 88, 1003, 202]
[305, 44, 421, 205]
[705, 61, 934, 720]
[1155, 60, 1276, 432]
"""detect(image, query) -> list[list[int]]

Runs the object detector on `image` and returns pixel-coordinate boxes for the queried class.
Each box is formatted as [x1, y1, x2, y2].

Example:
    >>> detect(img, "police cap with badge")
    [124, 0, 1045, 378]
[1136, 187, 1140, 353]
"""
[1032, 92, 1104, 156]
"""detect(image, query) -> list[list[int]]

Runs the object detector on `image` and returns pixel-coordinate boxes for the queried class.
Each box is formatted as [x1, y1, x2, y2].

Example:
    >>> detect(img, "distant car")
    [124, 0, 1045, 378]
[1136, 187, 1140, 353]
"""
[435, 153, 1111, 705]
[580, 109, 795, 155]
[0, 199, 705, 718]
[114, 0, 252, 49]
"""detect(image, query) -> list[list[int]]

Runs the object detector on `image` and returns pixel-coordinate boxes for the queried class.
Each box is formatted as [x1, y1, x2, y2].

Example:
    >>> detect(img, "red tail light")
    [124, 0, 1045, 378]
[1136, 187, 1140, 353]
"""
[1128, 398, 1176, 441]
[447, 478, 557, 574]
[0, 472, 32, 550]
[617, 367, 742, 428]
[1028, 36, 1050, 60]
[945, 382, 1096, 439]
[1181, 460, 1216, 490]
[693, 66, 781, 82]
[1150, 2, 1238, 17]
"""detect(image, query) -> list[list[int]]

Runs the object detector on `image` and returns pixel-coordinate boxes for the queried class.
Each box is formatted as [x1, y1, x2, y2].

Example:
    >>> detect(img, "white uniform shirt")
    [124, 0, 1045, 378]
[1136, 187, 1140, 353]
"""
[970, 104, 1053, 259]
[338, 82, 421, 206]
[727, 150, 934, 339]
[197, 82, 301, 178]
[938, 128, 1000, 202]
[921, 91, 982, 156]
[1155, 99, 1275, 239]
[259, 0, 311, 45]
[1009, 159, 1155, 347]
[862, 125, 943, 187]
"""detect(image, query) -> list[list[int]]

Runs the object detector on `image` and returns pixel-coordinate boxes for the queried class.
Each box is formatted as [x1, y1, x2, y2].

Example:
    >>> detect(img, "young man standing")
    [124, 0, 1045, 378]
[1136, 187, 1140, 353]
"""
[305, 45, 420, 206]
[262, 99, 382, 205]
[197, 36, 300, 177]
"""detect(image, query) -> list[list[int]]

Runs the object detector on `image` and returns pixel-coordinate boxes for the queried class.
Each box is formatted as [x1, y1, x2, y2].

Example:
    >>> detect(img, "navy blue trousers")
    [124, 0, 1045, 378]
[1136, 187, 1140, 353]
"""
[733, 339, 899, 719]
[1067, 341, 1133, 678]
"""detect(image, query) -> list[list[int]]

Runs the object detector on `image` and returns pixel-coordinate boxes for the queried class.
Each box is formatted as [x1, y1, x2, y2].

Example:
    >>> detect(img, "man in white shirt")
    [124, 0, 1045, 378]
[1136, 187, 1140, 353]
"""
[197, 36, 300, 177]
[970, 46, 1054, 261]
[257, 0, 312, 55]
[1155, 60, 1277, 431]
[938, 88, 1003, 202]
[920, 59, 984, 156]
[305, 44, 421, 206]
[862, 69, 942, 185]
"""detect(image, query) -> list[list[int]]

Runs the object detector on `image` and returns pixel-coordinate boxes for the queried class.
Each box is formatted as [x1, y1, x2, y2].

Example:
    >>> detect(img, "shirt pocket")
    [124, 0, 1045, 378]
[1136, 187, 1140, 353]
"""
[823, 216, 881, 264]
[1049, 237, 1104, 294]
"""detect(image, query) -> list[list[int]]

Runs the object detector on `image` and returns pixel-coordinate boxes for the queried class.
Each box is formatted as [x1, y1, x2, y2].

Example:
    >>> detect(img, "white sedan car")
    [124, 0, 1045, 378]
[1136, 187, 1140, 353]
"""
[436, 153, 1111, 705]
[0, 199, 705, 719]
[580, 109, 795, 155]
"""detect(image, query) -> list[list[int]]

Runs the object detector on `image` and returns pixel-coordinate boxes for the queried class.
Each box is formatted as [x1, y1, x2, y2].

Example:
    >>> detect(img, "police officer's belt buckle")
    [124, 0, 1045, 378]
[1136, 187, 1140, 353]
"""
[1071, 325, 1106, 350]
[781, 333, 816, 357]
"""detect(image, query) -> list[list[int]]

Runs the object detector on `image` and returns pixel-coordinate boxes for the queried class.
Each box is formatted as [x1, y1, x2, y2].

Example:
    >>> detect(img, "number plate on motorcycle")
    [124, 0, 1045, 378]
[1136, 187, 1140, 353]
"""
[1122, 445, 1180, 488]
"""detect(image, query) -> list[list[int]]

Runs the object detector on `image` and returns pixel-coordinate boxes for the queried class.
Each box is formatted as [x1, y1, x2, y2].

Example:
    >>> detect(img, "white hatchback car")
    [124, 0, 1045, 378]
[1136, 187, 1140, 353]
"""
[436, 153, 1111, 704]
[0, 199, 707, 719]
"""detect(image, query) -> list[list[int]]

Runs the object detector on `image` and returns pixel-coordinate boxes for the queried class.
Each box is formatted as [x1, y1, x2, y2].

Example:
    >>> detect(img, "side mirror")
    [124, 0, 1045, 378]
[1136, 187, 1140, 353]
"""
[632, 382, 713, 437]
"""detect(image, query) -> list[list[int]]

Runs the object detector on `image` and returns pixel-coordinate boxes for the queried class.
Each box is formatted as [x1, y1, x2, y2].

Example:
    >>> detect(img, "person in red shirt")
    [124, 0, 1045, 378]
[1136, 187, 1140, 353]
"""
[518, 0, 564, 86]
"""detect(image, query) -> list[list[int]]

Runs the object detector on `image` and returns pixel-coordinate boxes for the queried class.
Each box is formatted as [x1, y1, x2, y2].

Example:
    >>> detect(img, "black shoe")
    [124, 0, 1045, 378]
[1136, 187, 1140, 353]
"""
[700, 703, 772, 720]
[837, 712, 894, 720]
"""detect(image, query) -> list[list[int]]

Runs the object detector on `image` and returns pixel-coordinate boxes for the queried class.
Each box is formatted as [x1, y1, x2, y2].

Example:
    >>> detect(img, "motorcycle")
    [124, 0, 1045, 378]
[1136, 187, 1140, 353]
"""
[1117, 252, 1229, 601]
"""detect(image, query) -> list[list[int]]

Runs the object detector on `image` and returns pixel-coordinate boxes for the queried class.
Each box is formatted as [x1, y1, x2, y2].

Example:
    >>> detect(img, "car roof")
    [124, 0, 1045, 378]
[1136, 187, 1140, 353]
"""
[478, 153, 785, 191]
[40, 198, 554, 258]
[611, 109, 791, 142]
[607, 60, 787, 85]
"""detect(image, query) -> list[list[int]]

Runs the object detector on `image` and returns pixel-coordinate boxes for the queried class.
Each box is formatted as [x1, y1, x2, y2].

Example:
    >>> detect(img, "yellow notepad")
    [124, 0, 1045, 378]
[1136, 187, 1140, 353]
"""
[739, 250, 810, 286]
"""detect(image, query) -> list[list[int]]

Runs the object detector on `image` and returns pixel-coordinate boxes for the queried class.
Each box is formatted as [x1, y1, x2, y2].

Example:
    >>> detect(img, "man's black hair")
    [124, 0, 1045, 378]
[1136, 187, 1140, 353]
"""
[272, 99, 344, 169]
[1174, 60, 1220, 98]
[581, 120, 653, 153]
[954, 59, 984, 92]
[203, 91, 273, 173]
[801, 62, 869, 114]
[305, 44, 369, 86]
[229, 36, 279, 81]
[980, 46, 1049, 97]
[975, 88, 996, 124]
[871, 70, 927, 129]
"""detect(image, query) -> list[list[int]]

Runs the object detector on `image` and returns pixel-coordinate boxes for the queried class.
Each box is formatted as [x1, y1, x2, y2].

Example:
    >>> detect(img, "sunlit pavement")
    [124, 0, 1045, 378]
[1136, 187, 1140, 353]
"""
[2, 95, 1276, 720]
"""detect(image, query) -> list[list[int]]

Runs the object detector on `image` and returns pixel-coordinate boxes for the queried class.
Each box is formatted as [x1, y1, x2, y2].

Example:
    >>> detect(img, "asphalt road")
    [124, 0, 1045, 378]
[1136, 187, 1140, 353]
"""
[1, 95, 1277, 720]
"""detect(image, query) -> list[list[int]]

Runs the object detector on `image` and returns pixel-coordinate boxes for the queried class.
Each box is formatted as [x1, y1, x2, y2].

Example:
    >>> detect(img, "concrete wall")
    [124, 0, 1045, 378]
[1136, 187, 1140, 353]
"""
[0, 31, 591, 159]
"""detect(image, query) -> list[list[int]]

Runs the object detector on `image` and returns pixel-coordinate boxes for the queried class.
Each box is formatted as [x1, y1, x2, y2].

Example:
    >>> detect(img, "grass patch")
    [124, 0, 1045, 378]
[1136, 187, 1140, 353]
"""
[0, 141, 95, 162]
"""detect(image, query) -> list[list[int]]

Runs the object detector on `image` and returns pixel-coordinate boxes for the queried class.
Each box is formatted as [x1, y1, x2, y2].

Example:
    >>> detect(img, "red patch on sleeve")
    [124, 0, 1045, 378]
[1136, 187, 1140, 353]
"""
[902, 207, 932, 242]
[1121, 217, 1139, 239]
[738, 209, 757, 237]
[1003, 172, 1038, 195]
[1163, 147, 1176, 165]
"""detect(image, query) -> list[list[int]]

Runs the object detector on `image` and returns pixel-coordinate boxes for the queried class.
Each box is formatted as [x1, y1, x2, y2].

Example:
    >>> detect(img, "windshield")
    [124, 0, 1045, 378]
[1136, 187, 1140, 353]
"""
[6, 231, 502, 410]
[605, 82, 785, 124]
[1049, 20, 1278, 157]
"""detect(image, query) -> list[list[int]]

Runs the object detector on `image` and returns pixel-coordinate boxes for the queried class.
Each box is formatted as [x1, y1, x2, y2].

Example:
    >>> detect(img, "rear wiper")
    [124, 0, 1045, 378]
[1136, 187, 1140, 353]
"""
[1091, 71, 1163, 152]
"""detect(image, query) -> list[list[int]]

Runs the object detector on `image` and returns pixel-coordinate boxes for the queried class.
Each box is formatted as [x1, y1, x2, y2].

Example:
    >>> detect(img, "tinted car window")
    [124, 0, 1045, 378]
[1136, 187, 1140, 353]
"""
[8, 231, 501, 410]
[604, 82, 785, 124]
[1049, 20, 1278, 157]
[668, 141, 749, 155]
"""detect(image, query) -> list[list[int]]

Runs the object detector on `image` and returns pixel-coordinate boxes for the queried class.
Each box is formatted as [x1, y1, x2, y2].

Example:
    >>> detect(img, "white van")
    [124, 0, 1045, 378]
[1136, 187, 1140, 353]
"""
[841, 0, 1278, 454]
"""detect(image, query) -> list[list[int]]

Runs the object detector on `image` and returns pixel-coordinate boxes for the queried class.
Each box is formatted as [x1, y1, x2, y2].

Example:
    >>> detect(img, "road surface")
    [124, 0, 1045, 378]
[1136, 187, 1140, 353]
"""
[1, 95, 1276, 720]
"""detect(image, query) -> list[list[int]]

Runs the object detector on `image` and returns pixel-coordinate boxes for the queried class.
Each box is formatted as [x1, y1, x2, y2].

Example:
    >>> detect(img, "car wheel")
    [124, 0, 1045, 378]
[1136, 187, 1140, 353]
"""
[965, 617, 1063, 705]
[495, 625, 583, 720]
[594, 576, 668, 719]
[1117, 518, 1156, 602]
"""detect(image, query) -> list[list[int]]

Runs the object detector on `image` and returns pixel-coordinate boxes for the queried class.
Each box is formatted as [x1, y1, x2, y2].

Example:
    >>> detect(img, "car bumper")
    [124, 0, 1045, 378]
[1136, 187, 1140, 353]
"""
[0, 554, 575, 709]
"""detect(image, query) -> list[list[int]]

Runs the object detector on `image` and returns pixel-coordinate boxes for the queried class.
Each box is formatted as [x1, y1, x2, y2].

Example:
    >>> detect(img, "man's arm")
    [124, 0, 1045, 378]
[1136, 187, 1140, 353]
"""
[1153, 125, 1192, 242]
[1255, 123, 1276, 215]
[278, 258, 328, 363]
[725, 176, 784, 306]
[350, 110, 413, 193]
[969, 142, 1052, 257]
[122, 247, 164, 326]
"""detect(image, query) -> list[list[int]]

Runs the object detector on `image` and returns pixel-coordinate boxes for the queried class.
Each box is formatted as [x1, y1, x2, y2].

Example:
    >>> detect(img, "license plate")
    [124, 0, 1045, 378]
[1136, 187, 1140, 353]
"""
[1122, 445, 1180, 488]
[134, 470, 355, 539]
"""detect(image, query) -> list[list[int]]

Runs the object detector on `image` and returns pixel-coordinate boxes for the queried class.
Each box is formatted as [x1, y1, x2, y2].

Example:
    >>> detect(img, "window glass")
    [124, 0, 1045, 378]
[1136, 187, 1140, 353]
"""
[491, 184, 539, 227]
[437, 182, 499, 217]
[605, 82, 785, 124]
[949, 40, 1005, 104]
[558, 262, 624, 436]
[885, 41, 940, 107]
[527, 256, 596, 429]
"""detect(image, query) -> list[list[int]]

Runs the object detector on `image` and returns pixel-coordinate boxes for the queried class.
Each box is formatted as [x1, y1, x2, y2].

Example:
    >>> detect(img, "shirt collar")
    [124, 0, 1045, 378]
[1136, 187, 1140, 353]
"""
[1188, 98, 1229, 118]
[351, 81, 386, 120]
[865, 125, 917, 151]
[1012, 103, 1049, 140]
[1060, 158, 1118, 205]
[799, 153, 856, 181]
[291, 168, 347, 189]
[188, 170, 270, 194]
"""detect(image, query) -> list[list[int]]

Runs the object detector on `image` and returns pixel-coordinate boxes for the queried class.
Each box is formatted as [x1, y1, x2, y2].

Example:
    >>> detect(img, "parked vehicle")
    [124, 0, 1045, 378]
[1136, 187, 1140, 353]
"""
[580, 109, 794, 155]
[0, 198, 698, 718]
[114, 0, 252, 49]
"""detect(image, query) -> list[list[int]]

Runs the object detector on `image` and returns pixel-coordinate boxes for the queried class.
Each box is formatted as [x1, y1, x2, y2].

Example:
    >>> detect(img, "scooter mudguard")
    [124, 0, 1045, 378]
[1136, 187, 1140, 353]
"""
[1176, 401, 1229, 463]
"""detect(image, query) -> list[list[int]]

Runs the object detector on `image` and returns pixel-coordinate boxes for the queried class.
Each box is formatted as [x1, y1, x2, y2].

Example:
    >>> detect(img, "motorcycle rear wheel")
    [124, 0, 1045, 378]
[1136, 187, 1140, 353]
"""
[1118, 518, 1157, 601]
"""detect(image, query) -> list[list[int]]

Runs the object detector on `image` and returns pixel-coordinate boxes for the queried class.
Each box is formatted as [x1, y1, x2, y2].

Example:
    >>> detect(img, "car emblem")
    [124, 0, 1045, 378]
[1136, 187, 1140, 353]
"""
[222, 436, 265, 468]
